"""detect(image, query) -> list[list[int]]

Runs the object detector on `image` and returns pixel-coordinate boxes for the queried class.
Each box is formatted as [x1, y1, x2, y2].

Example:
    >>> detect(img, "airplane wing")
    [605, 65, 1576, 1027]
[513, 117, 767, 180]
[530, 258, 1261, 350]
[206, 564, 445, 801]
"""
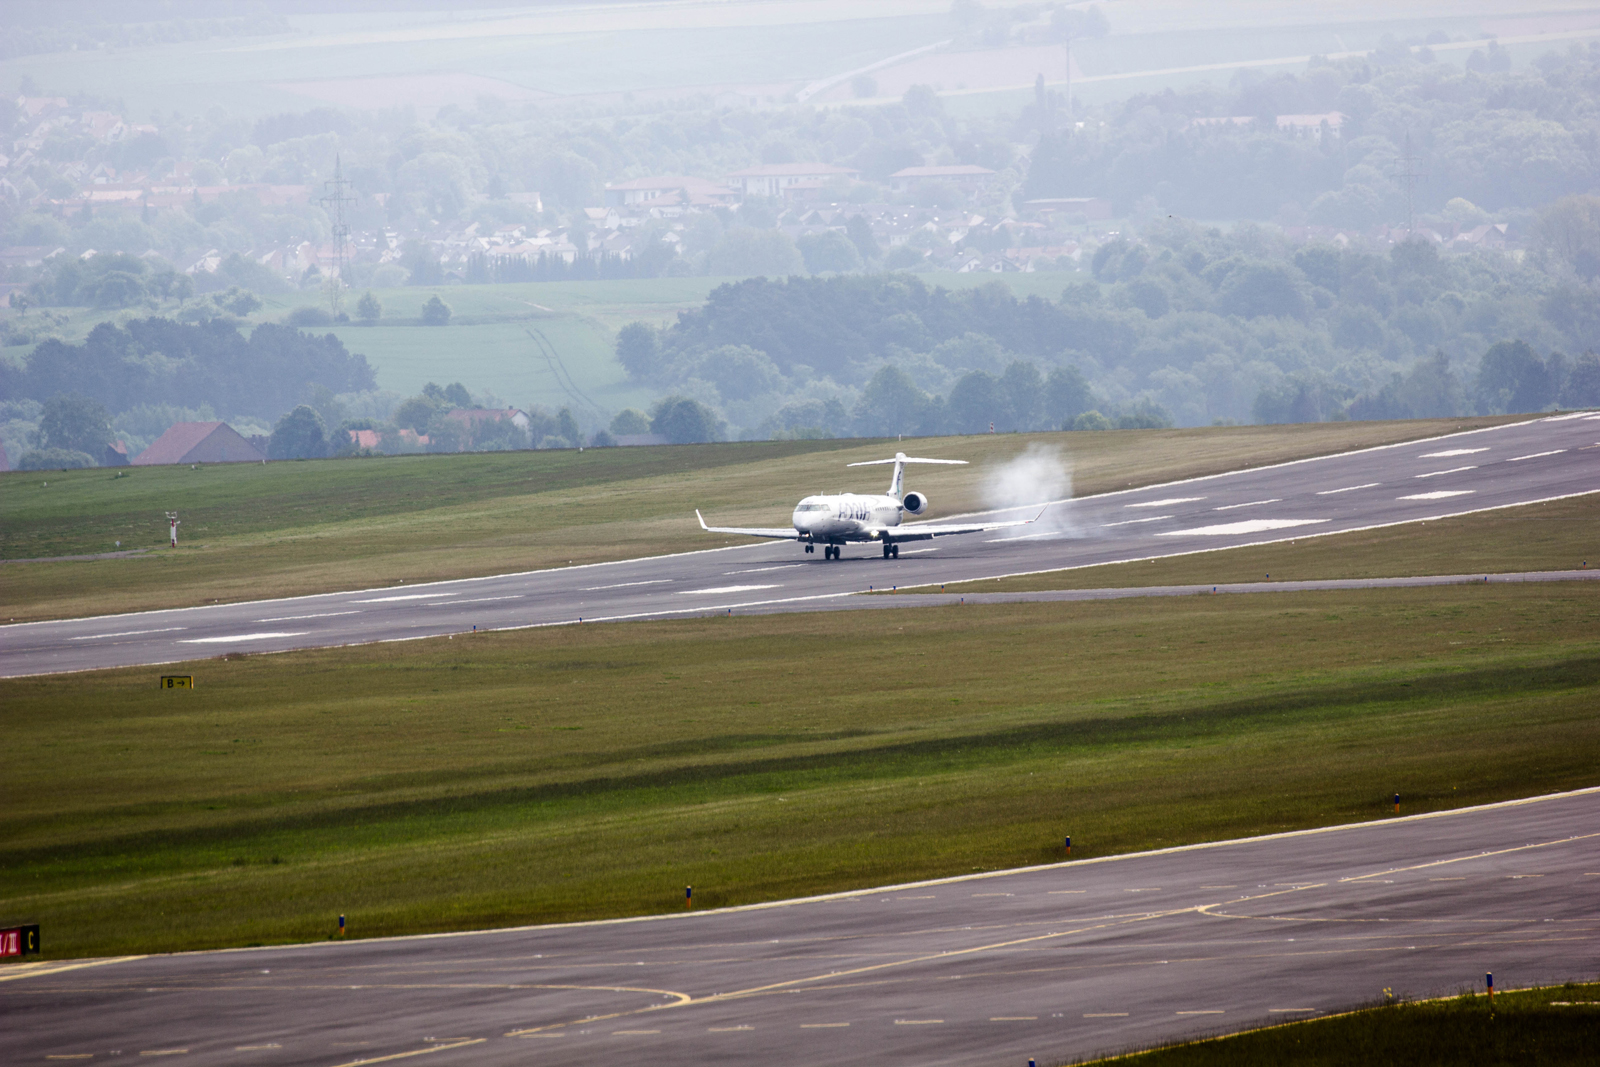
[696, 510, 801, 540]
[885, 508, 1046, 541]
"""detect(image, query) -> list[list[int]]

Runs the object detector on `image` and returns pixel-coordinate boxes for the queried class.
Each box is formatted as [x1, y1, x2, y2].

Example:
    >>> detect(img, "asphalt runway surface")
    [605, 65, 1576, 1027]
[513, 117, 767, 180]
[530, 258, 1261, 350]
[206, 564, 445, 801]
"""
[6, 789, 1597, 1066]
[5, 412, 1599, 678]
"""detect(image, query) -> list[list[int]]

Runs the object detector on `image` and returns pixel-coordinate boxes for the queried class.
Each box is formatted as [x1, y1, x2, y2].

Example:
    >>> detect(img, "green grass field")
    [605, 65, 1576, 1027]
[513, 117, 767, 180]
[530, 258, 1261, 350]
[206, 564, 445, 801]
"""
[0, 417, 1521, 622]
[1093, 982, 1600, 1067]
[3, 580, 1597, 960]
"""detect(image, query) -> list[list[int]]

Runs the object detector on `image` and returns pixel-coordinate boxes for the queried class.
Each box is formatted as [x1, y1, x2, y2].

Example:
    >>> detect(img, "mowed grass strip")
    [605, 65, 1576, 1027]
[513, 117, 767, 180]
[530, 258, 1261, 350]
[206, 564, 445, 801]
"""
[1093, 982, 1600, 1067]
[0, 416, 1524, 622]
[935, 493, 1600, 594]
[2, 582, 1596, 959]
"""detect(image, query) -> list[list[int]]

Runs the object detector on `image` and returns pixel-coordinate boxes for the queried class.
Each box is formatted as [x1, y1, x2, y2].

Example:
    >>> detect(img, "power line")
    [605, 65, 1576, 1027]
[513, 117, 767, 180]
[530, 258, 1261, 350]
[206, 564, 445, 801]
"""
[319, 154, 356, 315]
[1389, 132, 1427, 237]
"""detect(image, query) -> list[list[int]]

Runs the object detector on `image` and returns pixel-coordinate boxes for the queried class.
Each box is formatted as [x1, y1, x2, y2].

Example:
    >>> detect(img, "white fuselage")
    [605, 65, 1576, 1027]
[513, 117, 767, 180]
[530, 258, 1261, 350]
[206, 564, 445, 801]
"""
[792, 493, 904, 542]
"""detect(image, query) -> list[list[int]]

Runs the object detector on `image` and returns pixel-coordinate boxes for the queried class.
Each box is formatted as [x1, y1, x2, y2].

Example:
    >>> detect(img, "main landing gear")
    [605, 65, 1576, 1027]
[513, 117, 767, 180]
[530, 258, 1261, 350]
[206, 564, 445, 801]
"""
[881, 542, 899, 559]
[824, 545, 840, 560]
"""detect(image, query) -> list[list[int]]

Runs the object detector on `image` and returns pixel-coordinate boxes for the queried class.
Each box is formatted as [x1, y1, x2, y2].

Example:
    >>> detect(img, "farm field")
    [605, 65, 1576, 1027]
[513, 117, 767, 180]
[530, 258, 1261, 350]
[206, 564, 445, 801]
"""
[3, 580, 1596, 960]
[0, 417, 1521, 622]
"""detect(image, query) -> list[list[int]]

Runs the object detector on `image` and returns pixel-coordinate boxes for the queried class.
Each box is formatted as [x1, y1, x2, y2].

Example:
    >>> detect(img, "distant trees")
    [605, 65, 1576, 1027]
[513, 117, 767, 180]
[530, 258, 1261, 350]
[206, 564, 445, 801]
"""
[9, 318, 375, 423]
[268, 405, 329, 459]
[707, 230, 804, 278]
[1474, 340, 1557, 414]
[421, 295, 452, 325]
[615, 323, 663, 380]
[356, 291, 383, 321]
[650, 396, 724, 443]
[36, 394, 114, 457]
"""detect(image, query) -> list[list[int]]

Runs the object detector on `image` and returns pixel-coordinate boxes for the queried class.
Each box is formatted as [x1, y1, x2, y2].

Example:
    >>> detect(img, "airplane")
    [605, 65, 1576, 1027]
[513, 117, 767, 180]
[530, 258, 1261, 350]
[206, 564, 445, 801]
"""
[696, 451, 1038, 560]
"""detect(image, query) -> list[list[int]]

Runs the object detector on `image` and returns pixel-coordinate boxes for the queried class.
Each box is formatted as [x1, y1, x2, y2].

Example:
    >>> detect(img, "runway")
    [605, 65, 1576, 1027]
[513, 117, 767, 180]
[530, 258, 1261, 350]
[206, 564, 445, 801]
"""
[6, 789, 1597, 1066]
[3, 411, 1598, 677]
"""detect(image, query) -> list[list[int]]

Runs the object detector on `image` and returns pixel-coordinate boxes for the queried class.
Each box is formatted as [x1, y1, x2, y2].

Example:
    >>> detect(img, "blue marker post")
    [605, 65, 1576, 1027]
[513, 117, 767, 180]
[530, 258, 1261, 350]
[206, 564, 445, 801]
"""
[1064, 836, 1071, 856]
[686, 885, 693, 910]
[338, 914, 345, 937]
[1394, 793, 1401, 814]
[1486, 972, 1494, 1002]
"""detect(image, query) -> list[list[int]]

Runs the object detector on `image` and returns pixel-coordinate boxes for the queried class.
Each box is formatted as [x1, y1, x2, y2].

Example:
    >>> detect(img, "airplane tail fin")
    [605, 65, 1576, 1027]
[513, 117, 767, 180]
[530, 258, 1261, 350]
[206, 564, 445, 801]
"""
[847, 451, 967, 497]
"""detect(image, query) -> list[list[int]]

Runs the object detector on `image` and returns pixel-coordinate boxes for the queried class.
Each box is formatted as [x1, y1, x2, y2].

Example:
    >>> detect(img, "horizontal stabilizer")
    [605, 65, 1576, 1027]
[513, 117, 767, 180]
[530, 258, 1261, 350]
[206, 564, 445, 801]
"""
[846, 456, 968, 467]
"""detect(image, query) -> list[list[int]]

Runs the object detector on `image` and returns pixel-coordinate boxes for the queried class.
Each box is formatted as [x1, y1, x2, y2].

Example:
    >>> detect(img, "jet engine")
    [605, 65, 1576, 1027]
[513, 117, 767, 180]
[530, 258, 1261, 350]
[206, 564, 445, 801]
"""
[901, 491, 928, 515]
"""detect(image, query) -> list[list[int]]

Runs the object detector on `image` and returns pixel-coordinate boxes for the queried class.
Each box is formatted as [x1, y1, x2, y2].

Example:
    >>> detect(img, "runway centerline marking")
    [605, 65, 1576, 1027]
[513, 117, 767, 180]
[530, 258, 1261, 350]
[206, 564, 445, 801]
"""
[800, 1023, 850, 1028]
[991, 1016, 1037, 1020]
[581, 580, 672, 591]
[1126, 497, 1204, 508]
[1101, 515, 1172, 527]
[1269, 1008, 1318, 1013]
[257, 611, 360, 622]
[426, 596, 523, 605]
[1157, 519, 1326, 537]
[69, 627, 187, 640]
[1214, 499, 1280, 510]
[504, 911, 1191, 1037]
[350, 594, 441, 603]
[1420, 448, 1488, 457]
[1398, 490, 1476, 500]
[1316, 482, 1379, 494]
[1415, 466, 1478, 478]
[1177, 1010, 1224, 1015]
[676, 584, 779, 595]
[1509, 450, 1566, 461]
[179, 632, 307, 644]
[1085, 1013, 1129, 1017]
[895, 1019, 943, 1025]
[328, 1039, 485, 1067]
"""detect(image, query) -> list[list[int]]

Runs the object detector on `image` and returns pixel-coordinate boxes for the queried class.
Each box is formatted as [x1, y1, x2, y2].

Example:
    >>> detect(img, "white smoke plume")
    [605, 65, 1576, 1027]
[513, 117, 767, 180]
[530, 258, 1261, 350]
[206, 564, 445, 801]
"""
[983, 443, 1080, 538]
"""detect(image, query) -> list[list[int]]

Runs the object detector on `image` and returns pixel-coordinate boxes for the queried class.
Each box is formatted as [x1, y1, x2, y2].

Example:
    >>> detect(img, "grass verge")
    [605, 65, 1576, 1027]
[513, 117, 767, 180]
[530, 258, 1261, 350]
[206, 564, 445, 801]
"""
[2, 581, 1596, 959]
[1088, 982, 1600, 1066]
[932, 492, 1600, 594]
[0, 416, 1524, 622]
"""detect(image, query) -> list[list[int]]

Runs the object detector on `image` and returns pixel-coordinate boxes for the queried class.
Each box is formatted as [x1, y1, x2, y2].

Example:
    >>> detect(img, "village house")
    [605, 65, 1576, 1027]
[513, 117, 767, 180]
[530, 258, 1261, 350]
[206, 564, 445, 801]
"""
[133, 422, 267, 466]
[725, 163, 859, 200]
[887, 164, 997, 196]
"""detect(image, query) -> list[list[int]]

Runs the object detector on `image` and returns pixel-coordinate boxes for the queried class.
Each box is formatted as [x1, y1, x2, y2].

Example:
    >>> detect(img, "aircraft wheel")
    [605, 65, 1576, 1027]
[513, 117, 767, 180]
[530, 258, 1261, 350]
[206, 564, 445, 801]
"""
[882, 543, 892, 559]
[805, 543, 814, 554]
[892, 545, 899, 558]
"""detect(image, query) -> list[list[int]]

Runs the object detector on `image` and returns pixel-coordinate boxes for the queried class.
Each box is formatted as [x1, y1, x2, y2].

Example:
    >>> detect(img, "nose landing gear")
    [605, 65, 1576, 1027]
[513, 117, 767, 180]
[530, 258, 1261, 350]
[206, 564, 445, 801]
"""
[804, 543, 815, 553]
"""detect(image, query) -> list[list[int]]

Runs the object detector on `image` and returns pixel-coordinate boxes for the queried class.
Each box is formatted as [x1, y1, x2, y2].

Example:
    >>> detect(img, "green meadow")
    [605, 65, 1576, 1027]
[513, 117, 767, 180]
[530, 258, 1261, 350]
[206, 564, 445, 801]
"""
[3, 581, 1597, 960]
[1096, 982, 1600, 1067]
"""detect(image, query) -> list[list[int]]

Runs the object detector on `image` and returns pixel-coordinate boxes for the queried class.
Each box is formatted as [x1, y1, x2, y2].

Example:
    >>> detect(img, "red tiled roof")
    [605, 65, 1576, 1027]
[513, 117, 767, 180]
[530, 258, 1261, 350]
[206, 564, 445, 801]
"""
[134, 422, 225, 465]
[133, 422, 265, 465]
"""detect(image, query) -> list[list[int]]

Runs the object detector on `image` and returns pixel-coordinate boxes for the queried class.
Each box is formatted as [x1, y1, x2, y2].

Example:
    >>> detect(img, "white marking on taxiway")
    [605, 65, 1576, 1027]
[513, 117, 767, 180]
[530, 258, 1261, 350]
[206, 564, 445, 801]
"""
[351, 594, 443, 603]
[1416, 466, 1478, 478]
[70, 627, 188, 640]
[180, 632, 308, 644]
[726, 565, 805, 574]
[580, 580, 672, 591]
[1125, 497, 1203, 508]
[1509, 449, 1566, 461]
[1420, 448, 1488, 457]
[1316, 482, 1379, 494]
[258, 611, 360, 622]
[1213, 498, 1280, 511]
[1399, 490, 1476, 501]
[677, 584, 780, 595]
[1101, 515, 1172, 527]
[1158, 519, 1326, 537]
